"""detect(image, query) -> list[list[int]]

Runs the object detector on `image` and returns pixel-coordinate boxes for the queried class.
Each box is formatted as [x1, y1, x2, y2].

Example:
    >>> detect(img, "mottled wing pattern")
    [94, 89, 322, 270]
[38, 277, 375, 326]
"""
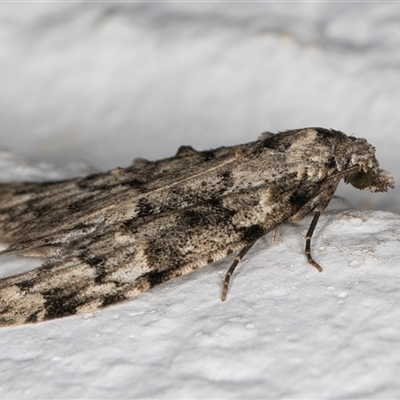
[0, 128, 393, 326]
[0, 130, 343, 326]
[0, 141, 283, 324]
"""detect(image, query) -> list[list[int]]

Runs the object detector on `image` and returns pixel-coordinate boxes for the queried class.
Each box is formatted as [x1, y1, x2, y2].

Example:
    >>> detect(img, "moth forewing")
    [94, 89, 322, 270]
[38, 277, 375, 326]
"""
[0, 127, 394, 327]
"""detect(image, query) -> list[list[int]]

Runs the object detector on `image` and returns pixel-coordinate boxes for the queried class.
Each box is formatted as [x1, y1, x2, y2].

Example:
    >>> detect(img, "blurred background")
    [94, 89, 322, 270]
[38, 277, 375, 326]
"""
[0, 2, 399, 212]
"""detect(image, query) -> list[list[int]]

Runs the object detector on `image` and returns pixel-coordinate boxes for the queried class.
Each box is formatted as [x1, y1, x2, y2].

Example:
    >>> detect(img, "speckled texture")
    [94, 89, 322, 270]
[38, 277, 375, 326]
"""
[0, 128, 393, 327]
[1, 3, 400, 398]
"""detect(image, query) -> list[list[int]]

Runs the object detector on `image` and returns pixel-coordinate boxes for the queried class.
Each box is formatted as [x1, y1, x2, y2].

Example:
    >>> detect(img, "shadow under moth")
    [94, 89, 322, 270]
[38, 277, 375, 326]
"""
[0, 127, 394, 327]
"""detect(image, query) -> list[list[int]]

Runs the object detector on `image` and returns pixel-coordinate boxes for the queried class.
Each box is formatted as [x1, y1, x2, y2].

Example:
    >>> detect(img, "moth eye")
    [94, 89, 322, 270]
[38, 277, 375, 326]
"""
[346, 167, 374, 189]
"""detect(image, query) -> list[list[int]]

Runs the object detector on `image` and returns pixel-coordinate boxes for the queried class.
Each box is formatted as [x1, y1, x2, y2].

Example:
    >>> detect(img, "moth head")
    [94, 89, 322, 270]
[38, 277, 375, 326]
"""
[344, 138, 394, 193]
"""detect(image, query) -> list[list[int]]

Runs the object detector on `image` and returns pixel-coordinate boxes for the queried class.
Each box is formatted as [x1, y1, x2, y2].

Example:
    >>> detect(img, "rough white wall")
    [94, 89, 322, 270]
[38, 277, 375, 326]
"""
[1, 3, 400, 399]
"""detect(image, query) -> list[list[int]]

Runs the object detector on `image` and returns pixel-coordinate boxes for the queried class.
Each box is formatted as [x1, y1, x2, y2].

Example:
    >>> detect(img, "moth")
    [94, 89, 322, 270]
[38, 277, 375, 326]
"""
[0, 128, 394, 327]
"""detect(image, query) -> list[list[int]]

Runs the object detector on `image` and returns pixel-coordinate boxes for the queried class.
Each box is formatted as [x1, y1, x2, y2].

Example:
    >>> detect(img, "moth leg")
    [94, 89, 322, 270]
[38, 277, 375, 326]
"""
[270, 228, 277, 244]
[305, 211, 323, 272]
[221, 243, 254, 301]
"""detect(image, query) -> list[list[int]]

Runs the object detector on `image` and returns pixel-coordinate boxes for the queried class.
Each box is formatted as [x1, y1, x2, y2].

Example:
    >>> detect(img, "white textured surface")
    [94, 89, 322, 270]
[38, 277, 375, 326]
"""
[0, 3, 400, 399]
[1, 193, 399, 399]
